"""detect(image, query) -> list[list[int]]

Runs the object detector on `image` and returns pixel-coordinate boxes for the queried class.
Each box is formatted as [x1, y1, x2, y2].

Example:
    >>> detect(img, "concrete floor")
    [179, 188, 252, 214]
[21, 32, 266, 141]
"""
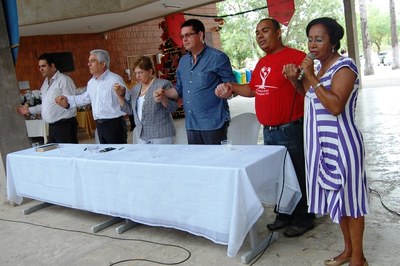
[0, 66, 399, 266]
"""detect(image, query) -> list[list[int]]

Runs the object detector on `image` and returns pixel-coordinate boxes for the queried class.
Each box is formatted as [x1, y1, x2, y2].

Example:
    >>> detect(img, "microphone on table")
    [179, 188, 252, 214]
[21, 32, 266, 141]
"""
[298, 53, 316, 81]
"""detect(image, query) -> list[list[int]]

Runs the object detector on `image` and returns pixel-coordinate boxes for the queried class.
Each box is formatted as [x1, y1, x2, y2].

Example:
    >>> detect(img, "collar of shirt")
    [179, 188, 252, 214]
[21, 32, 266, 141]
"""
[93, 69, 110, 80]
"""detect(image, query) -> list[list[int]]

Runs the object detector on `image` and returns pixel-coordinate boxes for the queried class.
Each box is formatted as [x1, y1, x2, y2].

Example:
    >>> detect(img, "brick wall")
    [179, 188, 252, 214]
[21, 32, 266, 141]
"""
[15, 4, 221, 90]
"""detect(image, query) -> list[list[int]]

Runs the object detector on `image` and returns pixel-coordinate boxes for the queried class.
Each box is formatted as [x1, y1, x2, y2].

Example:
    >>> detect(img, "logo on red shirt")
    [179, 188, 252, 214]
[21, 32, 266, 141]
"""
[255, 66, 278, 95]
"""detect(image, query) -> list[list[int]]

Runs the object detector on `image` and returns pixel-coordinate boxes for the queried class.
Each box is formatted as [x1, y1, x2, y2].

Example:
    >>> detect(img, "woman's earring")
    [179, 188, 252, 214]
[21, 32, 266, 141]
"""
[332, 47, 335, 53]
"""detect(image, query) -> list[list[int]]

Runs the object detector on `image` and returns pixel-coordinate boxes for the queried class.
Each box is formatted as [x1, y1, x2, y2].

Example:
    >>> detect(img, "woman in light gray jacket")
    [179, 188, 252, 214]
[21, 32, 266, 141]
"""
[115, 56, 178, 144]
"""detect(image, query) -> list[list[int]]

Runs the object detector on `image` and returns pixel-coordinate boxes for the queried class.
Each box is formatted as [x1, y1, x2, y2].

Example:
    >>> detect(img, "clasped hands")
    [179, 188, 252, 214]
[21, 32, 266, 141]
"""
[113, 83, 126, 98]
[215, 83, 233, 98]
[15, 103, 29, 116]
[282, 64, 301, 80]
[153, 88, 168, 103]
[112, 83, 166, 103]
[55, 96, 69, 108]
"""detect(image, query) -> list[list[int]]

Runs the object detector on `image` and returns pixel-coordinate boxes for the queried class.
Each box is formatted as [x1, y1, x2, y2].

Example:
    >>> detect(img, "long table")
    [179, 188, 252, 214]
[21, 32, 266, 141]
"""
[6, 144, 301, 258]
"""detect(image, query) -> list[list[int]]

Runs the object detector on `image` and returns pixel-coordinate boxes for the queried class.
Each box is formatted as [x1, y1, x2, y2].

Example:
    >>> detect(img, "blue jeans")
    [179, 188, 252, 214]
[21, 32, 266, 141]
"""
[263, 120, 314, 227]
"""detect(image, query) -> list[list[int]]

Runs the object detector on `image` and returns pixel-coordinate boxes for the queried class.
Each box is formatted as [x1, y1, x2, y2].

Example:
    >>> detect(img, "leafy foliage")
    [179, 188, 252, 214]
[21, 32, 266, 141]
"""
[216, 0, 269, 68]
[217, 0, 346, 66]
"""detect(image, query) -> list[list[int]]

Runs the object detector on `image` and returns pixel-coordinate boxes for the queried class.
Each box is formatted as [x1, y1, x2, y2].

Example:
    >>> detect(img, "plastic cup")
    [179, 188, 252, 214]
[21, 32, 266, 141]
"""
[221, 139, 232, 151]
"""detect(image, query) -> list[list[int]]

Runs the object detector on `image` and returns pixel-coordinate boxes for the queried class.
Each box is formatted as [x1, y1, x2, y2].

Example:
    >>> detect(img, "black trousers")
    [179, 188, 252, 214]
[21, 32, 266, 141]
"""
[48, 117, 78, 144]
[186, 121, 229, 145]
[96, 116, 127, 144]
[129, 115, 135, 131]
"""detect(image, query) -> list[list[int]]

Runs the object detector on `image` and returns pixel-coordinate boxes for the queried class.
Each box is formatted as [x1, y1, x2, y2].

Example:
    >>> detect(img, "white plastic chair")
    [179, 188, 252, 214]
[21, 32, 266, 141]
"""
[94, 129, 100, 144]
[132, 127, 139, 144]
[228, 113, 260, 145]
[174, 118, 188, 144]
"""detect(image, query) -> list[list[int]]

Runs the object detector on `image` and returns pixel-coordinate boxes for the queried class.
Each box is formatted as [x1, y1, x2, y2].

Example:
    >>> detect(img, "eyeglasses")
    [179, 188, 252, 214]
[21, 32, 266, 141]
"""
[180, 32, 197, 40]
[134, 71, 145, 76]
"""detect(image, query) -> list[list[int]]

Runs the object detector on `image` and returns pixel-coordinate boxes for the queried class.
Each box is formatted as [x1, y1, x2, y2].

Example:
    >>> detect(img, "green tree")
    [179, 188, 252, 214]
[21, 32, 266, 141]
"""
[285, 0, 344, 51]
[217, 0, 344, 68]
[367, 6, 390, 53]
[217, 0, 268, 68]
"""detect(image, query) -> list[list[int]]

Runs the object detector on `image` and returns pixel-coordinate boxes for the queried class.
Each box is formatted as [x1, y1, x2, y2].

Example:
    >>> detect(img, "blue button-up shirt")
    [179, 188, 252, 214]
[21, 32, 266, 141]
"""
[176, 45, 236, 130]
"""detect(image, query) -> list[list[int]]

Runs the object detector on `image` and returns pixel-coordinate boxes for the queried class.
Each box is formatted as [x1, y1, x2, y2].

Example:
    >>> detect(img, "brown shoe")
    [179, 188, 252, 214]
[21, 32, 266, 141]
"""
[266, 219, 291, 231]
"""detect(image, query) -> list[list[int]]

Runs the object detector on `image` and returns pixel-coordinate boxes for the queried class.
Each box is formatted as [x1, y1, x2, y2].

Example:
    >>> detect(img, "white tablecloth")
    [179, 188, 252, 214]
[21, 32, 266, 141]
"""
[6, 144, 301, 257]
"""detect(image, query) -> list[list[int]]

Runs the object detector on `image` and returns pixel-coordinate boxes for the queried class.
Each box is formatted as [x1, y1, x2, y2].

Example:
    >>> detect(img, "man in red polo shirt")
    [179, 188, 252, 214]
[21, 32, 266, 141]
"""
[216, 18, 315, 237]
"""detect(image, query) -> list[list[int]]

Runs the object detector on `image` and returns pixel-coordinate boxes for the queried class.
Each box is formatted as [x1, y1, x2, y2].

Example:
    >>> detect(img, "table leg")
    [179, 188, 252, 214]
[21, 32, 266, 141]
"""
[115, 219, 139, 234]
[241, 229, 278, 264]
[91, 217, 122, 233]
[23, 202, 53, 215]
[23, 202, 52, 215]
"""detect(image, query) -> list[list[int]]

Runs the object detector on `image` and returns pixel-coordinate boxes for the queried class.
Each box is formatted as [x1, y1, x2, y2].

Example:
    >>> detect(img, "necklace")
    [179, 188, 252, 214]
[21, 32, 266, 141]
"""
[140, 78, 155, 96]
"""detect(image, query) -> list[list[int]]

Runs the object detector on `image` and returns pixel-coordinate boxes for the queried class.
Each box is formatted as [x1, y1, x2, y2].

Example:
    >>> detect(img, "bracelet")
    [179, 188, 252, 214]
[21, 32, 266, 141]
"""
[314, 82, 323, 91]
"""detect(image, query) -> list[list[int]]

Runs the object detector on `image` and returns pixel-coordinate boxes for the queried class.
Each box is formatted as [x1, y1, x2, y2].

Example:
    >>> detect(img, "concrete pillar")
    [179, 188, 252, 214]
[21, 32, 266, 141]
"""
[343, 0, 362, 85]
[343, 0, 360, 63]
[0, 1, 31, 202]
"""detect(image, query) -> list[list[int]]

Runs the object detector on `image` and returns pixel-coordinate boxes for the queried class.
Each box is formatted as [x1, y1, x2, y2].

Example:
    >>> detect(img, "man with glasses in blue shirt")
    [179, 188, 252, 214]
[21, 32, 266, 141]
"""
[157, 19, 236, 144]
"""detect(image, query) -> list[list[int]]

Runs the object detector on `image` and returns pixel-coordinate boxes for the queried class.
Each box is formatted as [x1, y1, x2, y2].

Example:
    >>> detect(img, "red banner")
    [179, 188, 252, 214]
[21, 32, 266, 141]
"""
[165, 13, 185, 46]
[266, 0, 295, 26]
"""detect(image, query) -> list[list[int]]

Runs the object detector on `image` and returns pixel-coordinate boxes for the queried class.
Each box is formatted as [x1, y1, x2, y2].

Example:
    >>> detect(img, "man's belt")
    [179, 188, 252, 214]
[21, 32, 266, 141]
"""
[264, 118, 303, 131]
[96, 116, 122, 124]
[49, 117, 75, 126]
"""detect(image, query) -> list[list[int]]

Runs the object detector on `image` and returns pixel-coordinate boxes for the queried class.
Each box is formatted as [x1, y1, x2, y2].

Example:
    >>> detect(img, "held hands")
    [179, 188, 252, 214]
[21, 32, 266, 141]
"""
[113, 83, 126, 98]
[55, 96, 69, 108]
[15, 103, 29, 116]
[153, 88, 170, 108]
[282, 64, 301, 82]
[215, 83, 233, 99]
[153, 88, 165, 103]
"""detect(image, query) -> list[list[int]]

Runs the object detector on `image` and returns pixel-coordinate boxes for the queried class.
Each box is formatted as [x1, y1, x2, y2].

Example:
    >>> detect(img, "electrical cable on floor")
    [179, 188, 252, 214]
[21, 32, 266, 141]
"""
[369, 187, 400, 216]
[0, 217, 191, 265]
[249, 232, 275, 266]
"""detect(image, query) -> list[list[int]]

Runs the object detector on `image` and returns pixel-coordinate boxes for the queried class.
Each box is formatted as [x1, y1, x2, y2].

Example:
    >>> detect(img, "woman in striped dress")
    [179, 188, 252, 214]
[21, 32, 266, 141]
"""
[283, 17, 369, 266]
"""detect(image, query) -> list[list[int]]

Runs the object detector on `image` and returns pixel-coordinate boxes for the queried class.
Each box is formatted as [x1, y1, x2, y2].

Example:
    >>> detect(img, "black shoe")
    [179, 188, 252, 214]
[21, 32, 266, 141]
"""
[267, 219, 291, 231]
[283, 224, 314, 237]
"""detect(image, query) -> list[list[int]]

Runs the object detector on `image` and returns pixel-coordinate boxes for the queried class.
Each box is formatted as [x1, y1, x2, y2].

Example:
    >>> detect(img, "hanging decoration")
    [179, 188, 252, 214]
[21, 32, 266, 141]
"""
[158, 13, 186, 118]
[266, 0, 295, 26]
[157, 14, 186, 84]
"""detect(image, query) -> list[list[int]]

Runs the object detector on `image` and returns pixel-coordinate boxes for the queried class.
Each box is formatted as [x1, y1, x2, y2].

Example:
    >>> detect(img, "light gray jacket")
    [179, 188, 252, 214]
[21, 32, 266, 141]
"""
[121, 78, 178, 140]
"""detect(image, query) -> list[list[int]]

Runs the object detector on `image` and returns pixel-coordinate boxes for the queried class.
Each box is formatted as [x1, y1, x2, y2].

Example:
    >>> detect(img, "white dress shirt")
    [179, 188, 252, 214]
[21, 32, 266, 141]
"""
[29, 71, 77, 124]
[67, 70, 125, 120]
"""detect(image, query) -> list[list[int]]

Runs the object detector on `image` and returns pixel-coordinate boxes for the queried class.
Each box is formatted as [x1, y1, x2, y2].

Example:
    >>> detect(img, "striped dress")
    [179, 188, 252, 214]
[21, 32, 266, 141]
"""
[304, 57, 369, 223]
